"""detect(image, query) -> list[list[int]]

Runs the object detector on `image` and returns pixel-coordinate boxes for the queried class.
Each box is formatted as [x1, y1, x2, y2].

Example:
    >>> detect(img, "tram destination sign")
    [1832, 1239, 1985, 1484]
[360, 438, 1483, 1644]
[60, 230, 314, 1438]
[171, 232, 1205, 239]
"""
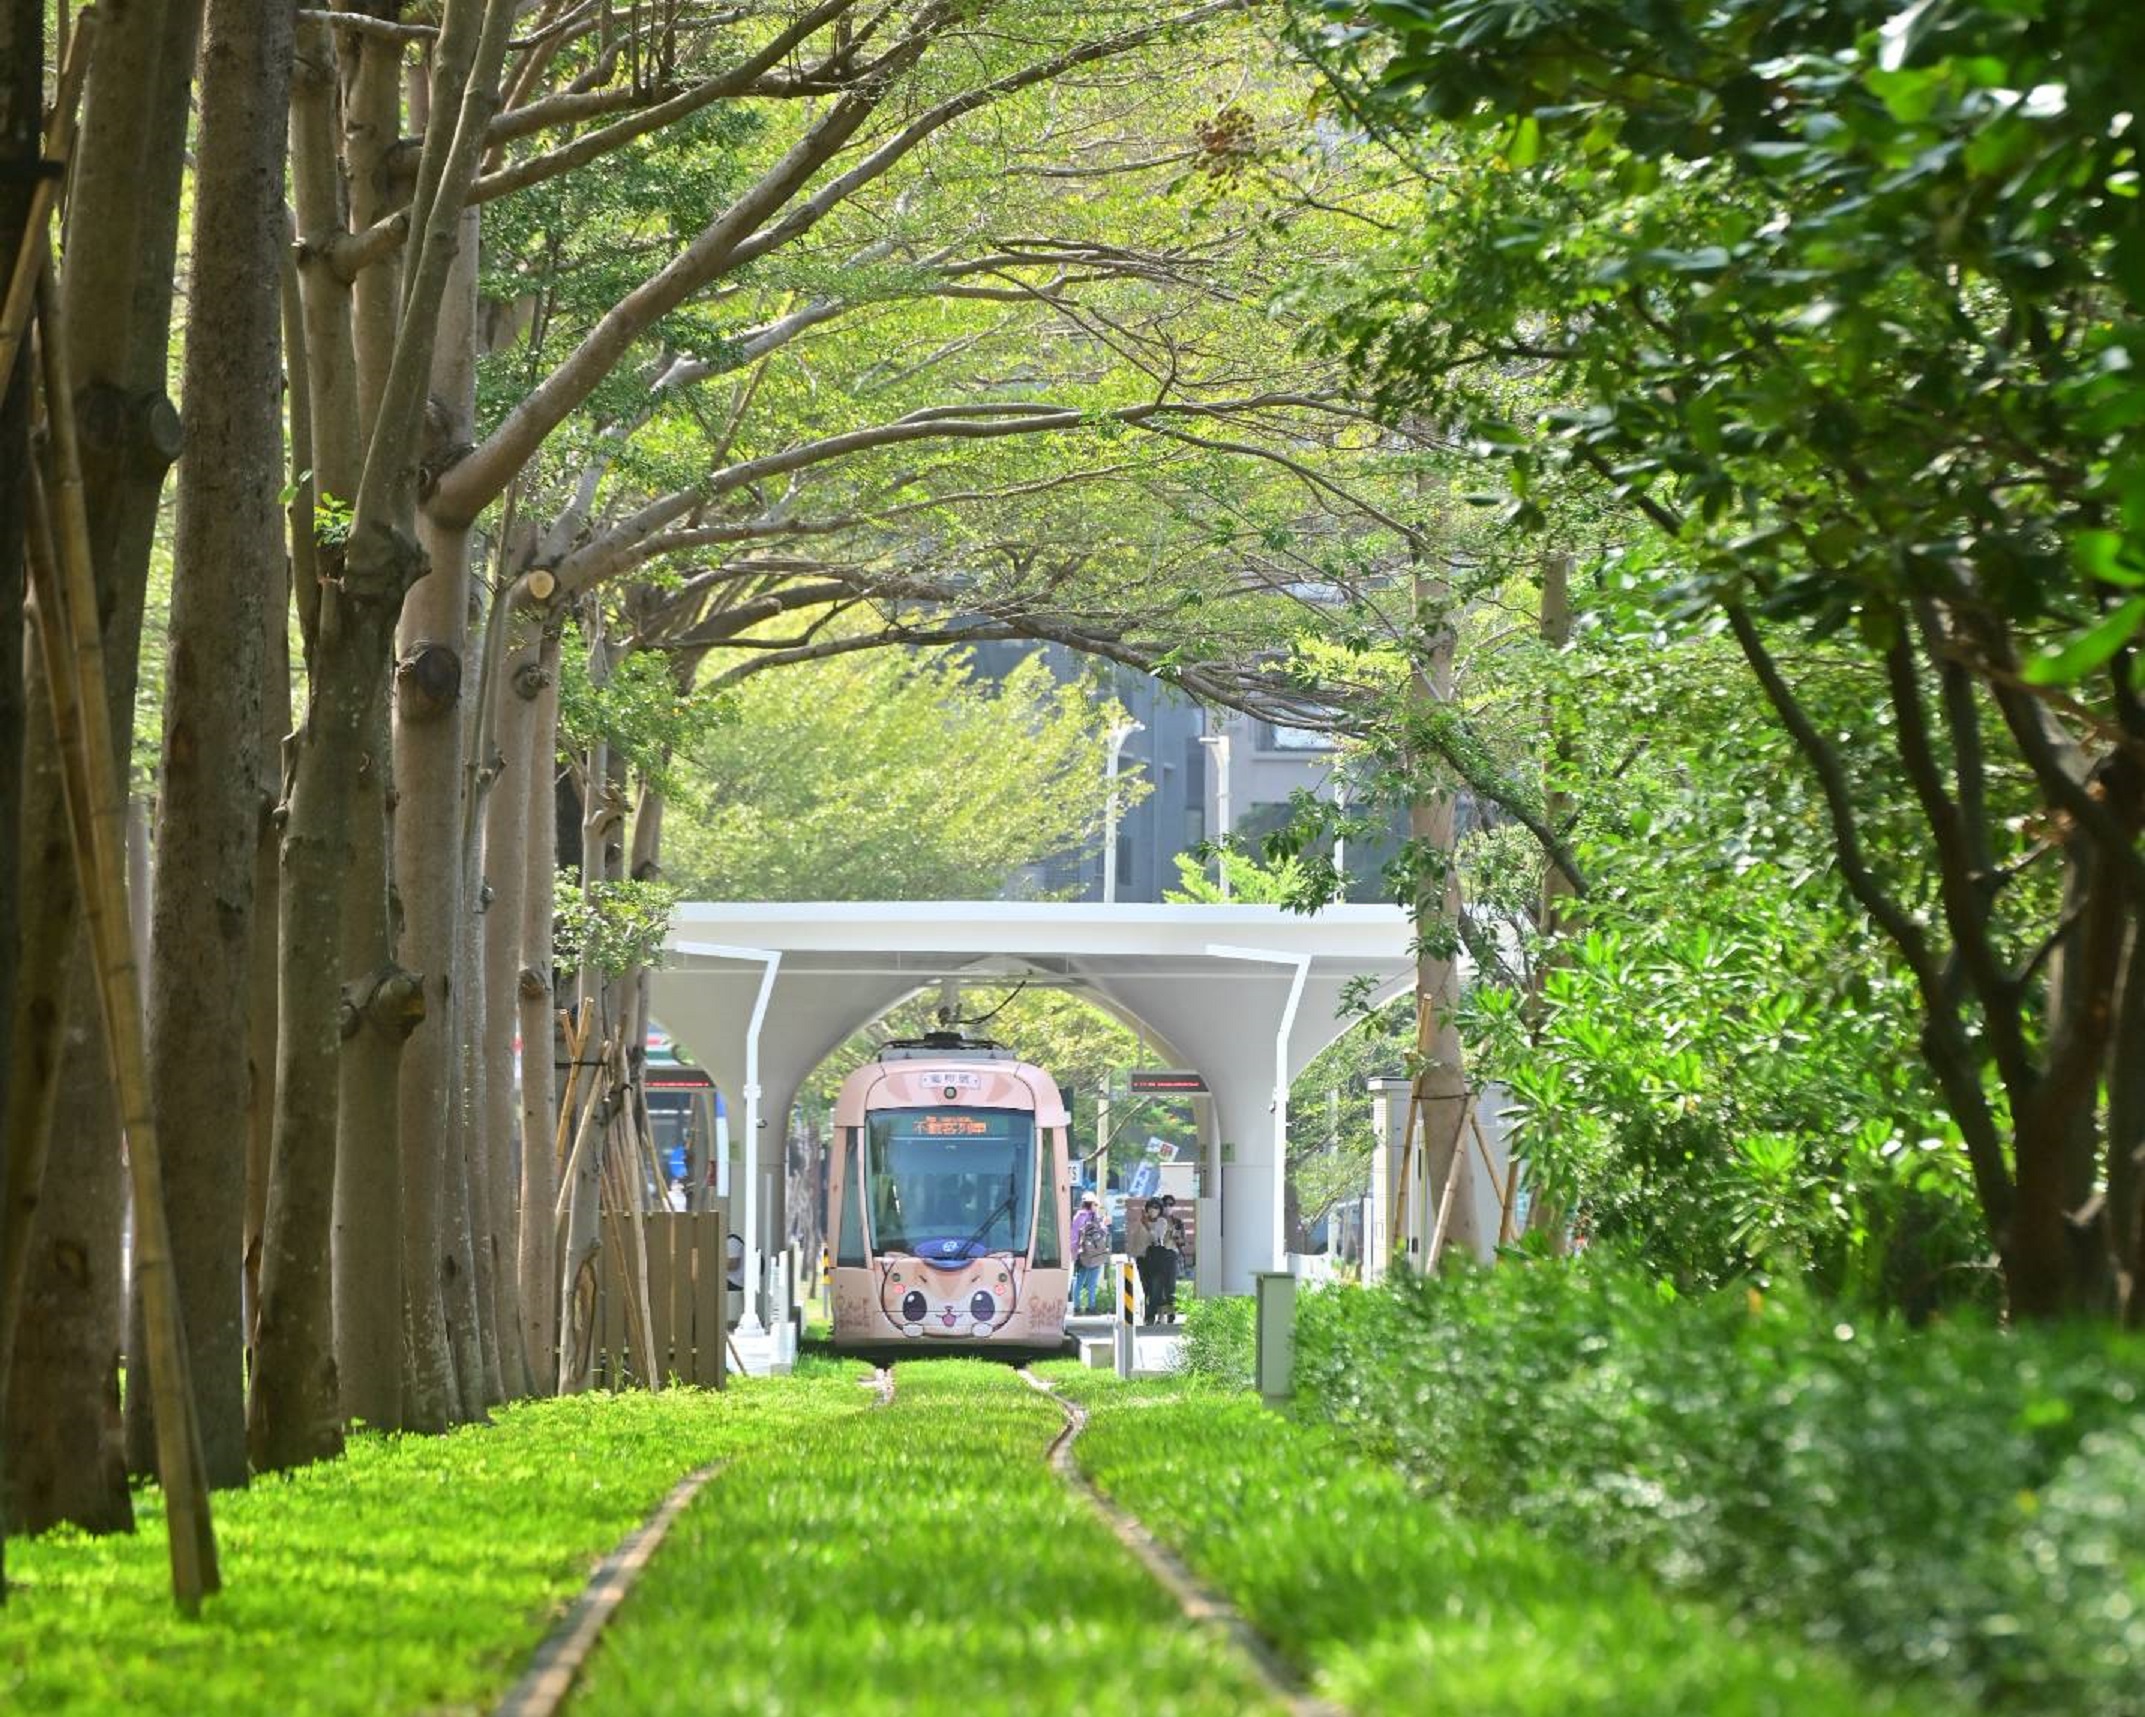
[1127, 1069, 1207, 1096]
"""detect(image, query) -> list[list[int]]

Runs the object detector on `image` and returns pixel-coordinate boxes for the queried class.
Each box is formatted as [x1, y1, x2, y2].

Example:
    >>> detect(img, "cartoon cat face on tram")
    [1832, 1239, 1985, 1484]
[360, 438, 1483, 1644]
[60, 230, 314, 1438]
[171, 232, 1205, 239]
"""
[877, 1254, 1023, 1338]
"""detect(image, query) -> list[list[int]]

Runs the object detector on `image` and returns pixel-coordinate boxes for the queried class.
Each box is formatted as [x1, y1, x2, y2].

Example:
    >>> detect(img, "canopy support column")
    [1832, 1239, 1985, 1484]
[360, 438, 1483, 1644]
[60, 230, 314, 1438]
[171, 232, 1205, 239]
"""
[1206, 943, 1309, 1273]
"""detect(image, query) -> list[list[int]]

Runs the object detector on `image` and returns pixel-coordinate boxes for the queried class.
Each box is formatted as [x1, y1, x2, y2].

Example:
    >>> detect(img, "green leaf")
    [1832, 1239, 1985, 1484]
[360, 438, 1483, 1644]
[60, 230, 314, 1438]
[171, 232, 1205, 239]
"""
[2021, 595, 2145, 684]
[1507, 114, 1542, 169]
[2071, 529, 2145, 589]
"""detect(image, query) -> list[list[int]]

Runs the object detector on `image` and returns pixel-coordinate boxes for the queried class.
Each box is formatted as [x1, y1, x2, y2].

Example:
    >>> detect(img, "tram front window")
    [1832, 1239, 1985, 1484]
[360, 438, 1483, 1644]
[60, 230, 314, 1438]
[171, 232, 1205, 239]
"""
[866, 1108, 1036, 1261]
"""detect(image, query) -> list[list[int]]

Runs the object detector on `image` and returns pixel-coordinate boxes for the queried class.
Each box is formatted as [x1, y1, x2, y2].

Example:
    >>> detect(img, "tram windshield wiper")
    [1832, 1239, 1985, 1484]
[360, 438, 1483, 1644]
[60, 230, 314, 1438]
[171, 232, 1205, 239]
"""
[958, 1175, 1019, 1254]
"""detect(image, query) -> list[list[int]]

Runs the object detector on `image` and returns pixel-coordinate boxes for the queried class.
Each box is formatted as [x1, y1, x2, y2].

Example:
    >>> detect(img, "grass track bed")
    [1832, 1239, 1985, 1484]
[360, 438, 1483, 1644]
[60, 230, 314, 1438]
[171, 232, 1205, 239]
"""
[571, 1360, 1285, 1716]
[1062, 1376, 1968, 1717]
[0, 1376, 869, 1714]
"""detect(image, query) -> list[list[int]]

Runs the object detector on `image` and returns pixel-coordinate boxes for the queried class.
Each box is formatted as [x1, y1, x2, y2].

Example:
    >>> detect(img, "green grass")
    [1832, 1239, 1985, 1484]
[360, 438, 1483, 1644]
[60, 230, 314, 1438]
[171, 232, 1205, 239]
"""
[0, 1375, 871, 1714]
[571, 1359, 1286, 1716]
[1063, 1372, 1970, 1717]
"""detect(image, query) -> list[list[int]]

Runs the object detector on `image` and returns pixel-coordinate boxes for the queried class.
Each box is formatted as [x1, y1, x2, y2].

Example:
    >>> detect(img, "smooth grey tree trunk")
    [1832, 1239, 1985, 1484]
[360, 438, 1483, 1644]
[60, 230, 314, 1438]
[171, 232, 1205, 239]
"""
[257, 0, 519, 1462]
[1408, 552, 1473, 1267]
[398, 206, 486, 1421]
[478, 620, 536, 1398]
[140, 0, 292, 1489]
[243, 342, 294, 1400]
[332, 692, 416, 1433]
[515, 634, 561, 1390]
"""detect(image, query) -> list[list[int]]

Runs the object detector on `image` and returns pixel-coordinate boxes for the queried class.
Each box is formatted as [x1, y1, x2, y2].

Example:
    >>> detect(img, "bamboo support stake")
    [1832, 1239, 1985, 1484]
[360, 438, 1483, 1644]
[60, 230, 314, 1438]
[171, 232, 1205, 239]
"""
[1465, 1110, 1490, 1178]
[26, 282, 218, 1613]
[1423, 1121, 1469, 1274]
[628, 1208, 661, 1386]
[553, 1001, 592, 1172]
[552, 1034, 609, 1230]
[1464, 1110, 1520, 1247]
[0, 11, 95, 412]
[607, 1097, 661, 1388]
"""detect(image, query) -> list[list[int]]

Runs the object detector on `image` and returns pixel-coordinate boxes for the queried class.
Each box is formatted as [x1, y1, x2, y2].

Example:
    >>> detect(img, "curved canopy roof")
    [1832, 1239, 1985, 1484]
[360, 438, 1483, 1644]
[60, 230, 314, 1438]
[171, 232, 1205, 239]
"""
[653, 901, 1417, 1288]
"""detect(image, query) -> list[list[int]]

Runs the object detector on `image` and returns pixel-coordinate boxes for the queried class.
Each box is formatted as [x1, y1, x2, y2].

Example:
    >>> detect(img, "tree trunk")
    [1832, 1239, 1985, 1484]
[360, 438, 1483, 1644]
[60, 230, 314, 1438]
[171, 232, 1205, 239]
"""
[1408, 549, 1472, 1269]
[332, 695, 417, 1432]
[251, 568, 413, 1470]
[2005, 836, 2132, 1319]
[2109, 924, 2145, 1326]
[480, 615, 540, 1398]
[342, 24, 402, 443]
[515, 633, 561, 1390]
[4, 0, 199, 1544]
[3, 972, 131, 1538]
[139, 0, 292, 1490]
[0, 653, 79, 1397]
[1528, 551, 1575, 1248]
[288, 17, 362, 537]
[460, 855, 508, 1406]
[0, 0, 35, 1290]
[398, 204, 486, 1421]
[0, 0, 34, 1589]
[262, 0, 516, 1453]
[243, 293, 295, 1405]
[2, 0, 199, 1478]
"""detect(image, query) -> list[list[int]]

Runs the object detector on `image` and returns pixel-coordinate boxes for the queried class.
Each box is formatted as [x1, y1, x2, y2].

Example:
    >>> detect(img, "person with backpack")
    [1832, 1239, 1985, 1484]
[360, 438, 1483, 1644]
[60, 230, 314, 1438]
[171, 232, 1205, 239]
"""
[1070, 1192, 1110, 1313]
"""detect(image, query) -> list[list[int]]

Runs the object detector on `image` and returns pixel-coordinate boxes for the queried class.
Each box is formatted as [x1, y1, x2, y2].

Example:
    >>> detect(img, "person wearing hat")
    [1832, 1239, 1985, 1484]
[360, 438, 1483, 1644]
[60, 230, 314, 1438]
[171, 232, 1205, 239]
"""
[1070, 1191, 1110, 1314]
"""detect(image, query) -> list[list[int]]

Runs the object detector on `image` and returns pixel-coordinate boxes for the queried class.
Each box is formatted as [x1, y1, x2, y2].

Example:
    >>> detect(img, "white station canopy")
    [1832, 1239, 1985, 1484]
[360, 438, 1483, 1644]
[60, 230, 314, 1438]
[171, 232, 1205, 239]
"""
[653, 901, 1416, 1293]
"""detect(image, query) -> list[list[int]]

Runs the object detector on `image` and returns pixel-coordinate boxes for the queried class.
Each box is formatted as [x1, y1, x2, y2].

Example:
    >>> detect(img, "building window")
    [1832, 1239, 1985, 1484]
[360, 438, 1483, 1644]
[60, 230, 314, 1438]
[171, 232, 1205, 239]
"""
[1257, 720, 1333, 753]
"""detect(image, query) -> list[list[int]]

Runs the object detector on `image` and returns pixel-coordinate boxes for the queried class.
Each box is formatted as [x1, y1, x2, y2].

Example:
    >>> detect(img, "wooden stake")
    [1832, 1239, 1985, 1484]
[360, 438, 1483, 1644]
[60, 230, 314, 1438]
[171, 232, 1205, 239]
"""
[25, 279, 218, 1613]
[603, 1083, 661, 1387]
[552, 1000, 592, 1172]
[1423, 1129, 1468, 1275]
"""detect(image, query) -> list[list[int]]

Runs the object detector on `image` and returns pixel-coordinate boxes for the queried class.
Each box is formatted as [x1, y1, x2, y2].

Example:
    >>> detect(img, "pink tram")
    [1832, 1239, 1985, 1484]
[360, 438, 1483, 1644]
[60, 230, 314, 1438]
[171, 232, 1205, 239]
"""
[826, 1035, 1073, 1352]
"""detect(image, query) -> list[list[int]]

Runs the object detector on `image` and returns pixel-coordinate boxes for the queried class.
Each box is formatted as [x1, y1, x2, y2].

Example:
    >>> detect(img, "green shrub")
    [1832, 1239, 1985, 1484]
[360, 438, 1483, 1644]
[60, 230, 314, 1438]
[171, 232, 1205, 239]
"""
[1177, 1292, 1254, 1388]
[1290, 1263, 2145, 1715]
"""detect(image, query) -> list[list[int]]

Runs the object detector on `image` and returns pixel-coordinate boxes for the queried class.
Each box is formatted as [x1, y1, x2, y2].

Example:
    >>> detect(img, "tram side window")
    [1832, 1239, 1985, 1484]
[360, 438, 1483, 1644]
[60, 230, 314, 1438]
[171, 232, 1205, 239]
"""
[836, 1128, 867, 1266]
[1032, 1137, 1062, 1267]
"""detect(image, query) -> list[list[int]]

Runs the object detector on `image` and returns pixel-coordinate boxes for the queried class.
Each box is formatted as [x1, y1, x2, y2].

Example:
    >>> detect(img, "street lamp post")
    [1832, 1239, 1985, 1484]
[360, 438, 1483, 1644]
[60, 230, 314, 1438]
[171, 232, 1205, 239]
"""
[1197, 731, 1232, 899]
[1101, 717, 1143, 904]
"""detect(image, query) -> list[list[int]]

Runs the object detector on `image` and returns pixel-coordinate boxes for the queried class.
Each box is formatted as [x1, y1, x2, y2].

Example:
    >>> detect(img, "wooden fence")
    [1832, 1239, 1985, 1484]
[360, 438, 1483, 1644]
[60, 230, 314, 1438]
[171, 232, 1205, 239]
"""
[594, 1205, 729, 1389]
